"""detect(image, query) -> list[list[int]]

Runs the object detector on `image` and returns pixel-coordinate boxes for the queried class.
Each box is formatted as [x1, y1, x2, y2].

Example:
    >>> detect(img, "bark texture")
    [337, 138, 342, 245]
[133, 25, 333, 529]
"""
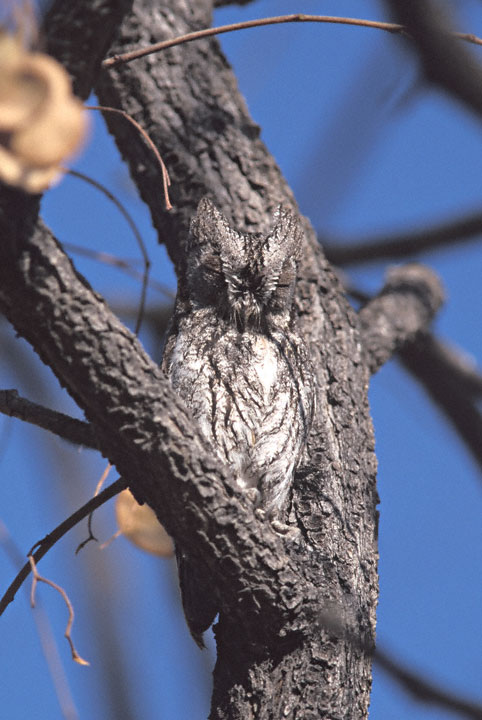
[0, 2, 443, 718]
[96, 3, 379, 717]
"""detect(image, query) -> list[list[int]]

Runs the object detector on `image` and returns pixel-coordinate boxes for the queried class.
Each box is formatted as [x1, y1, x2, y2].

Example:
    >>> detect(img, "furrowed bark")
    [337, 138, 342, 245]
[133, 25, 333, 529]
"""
[96, 2, 378, 717]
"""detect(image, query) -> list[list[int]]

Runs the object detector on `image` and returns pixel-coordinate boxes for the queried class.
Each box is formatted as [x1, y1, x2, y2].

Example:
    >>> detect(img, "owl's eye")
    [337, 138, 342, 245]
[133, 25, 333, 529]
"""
[202, 253, 222, 275]
[228, 266, 264, 298]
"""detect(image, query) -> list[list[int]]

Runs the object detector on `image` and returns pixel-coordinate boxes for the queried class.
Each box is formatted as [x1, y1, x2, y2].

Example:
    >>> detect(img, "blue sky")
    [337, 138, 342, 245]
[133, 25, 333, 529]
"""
[1, 1, 481, 718]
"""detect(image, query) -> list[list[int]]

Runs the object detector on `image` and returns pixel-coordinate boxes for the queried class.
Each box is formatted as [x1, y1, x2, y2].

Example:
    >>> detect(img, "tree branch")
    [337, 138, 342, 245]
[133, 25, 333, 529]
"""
[385, 0, 482, 122]
[399, 334, 482, 473]
[323, 209, 482, 266]
[374, 647, 482, 720]
[357, 264, 444, 373]
[1, 1, 379, 713]
[0, 478, 126, 616]
[0, 199, 312, 643]
[0, 389, 97, 449]
[350, 270, 482, 473]
[102, 13, 482, 70]
[1, 1, 446, 716]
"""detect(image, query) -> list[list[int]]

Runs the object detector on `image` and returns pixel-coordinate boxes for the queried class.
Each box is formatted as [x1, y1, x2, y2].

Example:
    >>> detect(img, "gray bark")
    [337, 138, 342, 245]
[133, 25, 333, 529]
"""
[95, 4, 378, 717]
[0, 1, 442, 718]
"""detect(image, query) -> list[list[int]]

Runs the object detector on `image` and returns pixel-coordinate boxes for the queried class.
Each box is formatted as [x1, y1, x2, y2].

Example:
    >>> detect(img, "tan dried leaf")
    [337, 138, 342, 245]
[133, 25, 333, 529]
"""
[0, 30, 88, 192]
[115, 489, 174, 557]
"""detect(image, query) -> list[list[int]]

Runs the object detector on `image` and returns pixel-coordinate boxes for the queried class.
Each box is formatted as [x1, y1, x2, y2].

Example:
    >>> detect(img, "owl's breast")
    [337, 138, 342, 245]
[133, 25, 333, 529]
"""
[250, 334, 279, 399]
[166, 315, 311, 504]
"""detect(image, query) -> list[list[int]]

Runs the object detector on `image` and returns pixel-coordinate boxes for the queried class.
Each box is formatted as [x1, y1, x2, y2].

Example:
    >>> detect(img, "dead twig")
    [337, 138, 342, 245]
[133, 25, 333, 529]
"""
[29, 555, 89, 666]
[0, 478, 126, 616]
[102, 14, 482, 69]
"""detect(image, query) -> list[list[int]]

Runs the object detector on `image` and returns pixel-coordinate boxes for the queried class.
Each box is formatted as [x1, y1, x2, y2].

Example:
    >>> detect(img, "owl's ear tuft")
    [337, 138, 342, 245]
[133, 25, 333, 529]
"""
[263, 206, 303, 269]
[191, 197, 246, 273]
[196, 196, 218, 220]
[191, 197, 231, 248]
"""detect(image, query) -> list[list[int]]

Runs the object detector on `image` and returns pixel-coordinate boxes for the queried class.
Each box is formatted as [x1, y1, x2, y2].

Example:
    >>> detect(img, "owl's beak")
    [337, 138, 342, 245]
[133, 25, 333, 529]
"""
[232, 293, 261, 332]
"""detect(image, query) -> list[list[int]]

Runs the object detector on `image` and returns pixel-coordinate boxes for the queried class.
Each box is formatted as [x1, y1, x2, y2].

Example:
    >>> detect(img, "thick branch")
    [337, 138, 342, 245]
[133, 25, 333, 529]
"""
[358, 264, 444, 374]
[0, 389, 97, 449]
[399, 334, 482, 473]
[386, 0, 482, 122]
[43, 0, 135, 99]
[323, 209, 482, 266]
[350, 268, 482, 474]
[0, 198, 313, 642]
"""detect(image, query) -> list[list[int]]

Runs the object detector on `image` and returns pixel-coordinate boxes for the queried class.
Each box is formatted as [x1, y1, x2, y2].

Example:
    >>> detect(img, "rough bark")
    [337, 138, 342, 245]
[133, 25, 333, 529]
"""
[358, 264, 444, 374]
[0, 2, 443, 718]
[94, 3, 379, 717]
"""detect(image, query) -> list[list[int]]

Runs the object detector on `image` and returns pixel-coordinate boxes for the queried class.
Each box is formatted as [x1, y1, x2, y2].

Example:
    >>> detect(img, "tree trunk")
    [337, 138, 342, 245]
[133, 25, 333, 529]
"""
[0, 1, 442, 717]
[94, 4, 379, 716]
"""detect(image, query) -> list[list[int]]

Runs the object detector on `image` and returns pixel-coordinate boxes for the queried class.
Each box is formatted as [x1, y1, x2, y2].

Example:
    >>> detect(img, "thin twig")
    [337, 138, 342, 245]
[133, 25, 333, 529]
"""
[75, 463, 112, 554]
[102, 14, 482, 69]
[0, 521, 80, 719]
[66, 169, 150, 335]
[0, 389, 97, 448]
[29, 556, 89, 666]
[62, 242, 174, 299]
[86, 105, 172, 212]
[99, 529, 122, 551]
[0, 478, 126, 616]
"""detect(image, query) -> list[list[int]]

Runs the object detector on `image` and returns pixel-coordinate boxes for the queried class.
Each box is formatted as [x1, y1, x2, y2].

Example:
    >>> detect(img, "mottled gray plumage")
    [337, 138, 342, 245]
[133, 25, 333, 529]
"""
[162, 197, 315, 644]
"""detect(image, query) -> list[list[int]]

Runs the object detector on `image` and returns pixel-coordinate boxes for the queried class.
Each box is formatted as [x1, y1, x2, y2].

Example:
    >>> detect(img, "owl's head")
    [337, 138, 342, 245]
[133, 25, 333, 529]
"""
[187, 198, 303, 331]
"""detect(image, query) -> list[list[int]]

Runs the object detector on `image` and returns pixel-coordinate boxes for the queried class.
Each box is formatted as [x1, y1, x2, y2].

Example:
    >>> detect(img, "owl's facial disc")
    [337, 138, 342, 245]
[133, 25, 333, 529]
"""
[225, 265, 267, 331]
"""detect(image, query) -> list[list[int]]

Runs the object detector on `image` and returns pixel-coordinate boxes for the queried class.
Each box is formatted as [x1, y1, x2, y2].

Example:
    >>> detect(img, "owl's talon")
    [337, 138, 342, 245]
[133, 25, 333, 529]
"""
[254, 507, 266, 522]
[247, 488, 262, 506]
[271, 519, 291, 534]
[271, 519, 301, 540]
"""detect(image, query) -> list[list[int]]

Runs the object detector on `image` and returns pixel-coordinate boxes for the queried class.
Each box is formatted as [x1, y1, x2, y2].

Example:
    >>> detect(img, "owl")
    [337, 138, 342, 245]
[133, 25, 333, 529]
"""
[162, 197, 315, 644]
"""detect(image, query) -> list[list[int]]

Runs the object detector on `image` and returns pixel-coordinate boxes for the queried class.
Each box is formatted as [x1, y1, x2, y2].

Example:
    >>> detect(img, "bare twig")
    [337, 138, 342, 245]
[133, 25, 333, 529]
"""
[86, 105, 172, 212]
[0, 389, 96, 449]
[0, 521, 79, 719]
[98, 529, 122, 550]
[75, 463, 112, 554]
[323, 209, 482, 266]
[67, 169, 150, 335]
[62, 242, 174, 300]
[102, 14, 482, 69]
[29, 555, 89, 666]
[0, 478, 126, 616]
